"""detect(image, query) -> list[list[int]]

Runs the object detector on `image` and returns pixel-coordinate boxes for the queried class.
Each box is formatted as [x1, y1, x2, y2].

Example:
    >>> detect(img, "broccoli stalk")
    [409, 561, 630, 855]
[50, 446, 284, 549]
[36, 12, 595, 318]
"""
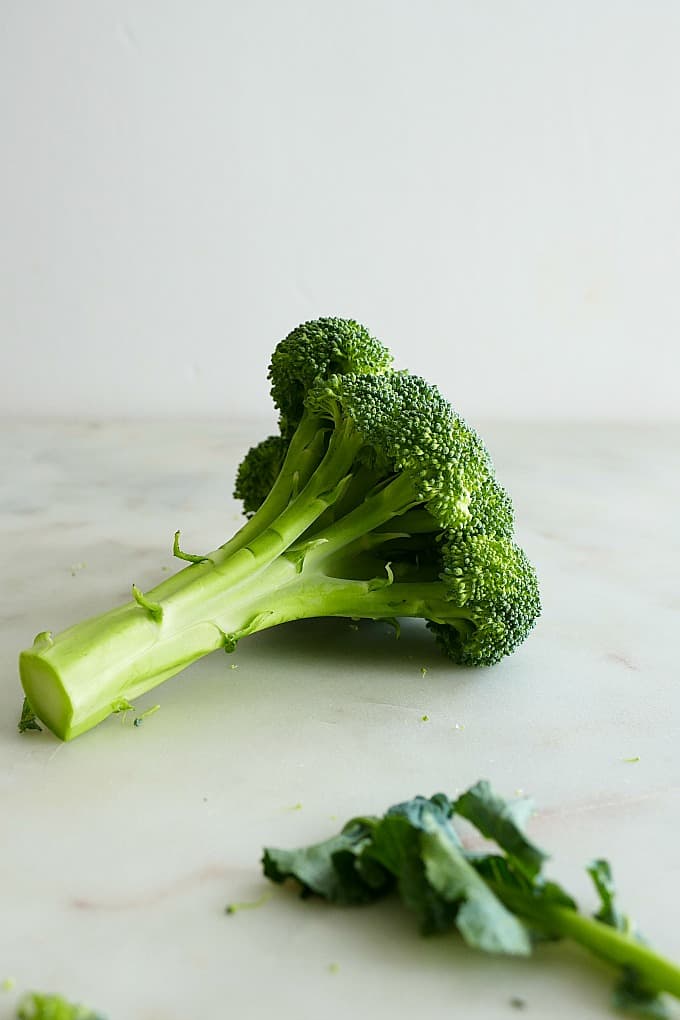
[18, 319, 540, 741]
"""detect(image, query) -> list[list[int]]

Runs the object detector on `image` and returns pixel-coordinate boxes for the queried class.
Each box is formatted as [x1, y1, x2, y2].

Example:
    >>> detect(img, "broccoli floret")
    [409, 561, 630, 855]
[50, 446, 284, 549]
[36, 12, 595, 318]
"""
[16, 991, 106, 1020]
[269, 316, 394, 438]
[428, 534, 541, 666]
[18, 318, 540, 741]
[233, 434, 287, 516]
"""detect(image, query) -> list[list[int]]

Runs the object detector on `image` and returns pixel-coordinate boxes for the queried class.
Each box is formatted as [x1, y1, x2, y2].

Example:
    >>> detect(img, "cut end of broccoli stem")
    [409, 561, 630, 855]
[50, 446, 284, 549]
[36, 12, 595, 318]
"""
[19, 651, 74, 740]
[19, 653, 120, 742]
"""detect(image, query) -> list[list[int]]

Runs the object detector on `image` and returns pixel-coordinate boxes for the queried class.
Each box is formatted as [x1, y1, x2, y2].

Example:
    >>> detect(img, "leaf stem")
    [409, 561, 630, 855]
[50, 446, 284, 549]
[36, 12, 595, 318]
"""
[500, 889, 680, 1000]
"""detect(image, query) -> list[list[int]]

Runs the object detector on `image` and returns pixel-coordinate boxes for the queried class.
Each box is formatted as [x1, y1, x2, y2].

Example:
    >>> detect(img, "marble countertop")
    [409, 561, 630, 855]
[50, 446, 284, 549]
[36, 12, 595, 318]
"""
[1, 420, 679, 1020]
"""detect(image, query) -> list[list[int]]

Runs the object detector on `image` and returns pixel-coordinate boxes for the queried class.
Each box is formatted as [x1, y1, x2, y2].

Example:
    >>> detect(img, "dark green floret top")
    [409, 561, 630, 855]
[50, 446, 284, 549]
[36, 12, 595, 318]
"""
[233, 434, 287, 516]
[269, 316, 394, 438]
[428, 534, 542, 666]
[307, 371, 515, 538]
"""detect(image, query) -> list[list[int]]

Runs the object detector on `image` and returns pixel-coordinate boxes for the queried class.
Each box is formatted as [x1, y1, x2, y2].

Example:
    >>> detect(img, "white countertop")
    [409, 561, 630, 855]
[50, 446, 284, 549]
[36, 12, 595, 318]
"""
[1, 420, 679, 1020]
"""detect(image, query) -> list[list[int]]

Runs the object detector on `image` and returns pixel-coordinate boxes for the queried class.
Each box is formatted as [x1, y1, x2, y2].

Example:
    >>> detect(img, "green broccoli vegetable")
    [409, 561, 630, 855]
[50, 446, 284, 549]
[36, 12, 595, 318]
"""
[16, 991, 106, 1020]
[18, 318, 540, 741]
[263, 782, 680, 1017]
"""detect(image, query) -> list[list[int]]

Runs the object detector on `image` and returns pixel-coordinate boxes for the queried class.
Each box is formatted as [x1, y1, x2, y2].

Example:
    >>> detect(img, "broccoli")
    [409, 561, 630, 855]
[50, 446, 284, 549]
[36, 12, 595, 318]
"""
[18, 318, 540, 741]
[16, 991, 106, 1020]
[262, 783, 680, 1013]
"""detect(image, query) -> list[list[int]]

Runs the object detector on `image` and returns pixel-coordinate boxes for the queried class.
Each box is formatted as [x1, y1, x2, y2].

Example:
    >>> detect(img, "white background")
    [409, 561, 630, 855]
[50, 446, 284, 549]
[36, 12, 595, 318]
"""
[2, 1, 679, 421]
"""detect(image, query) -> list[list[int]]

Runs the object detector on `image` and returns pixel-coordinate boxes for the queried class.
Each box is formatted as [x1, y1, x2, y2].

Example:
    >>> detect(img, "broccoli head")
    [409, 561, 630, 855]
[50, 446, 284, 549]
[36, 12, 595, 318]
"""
[269, 316, 393, 437]
[428, 534, 541, 666]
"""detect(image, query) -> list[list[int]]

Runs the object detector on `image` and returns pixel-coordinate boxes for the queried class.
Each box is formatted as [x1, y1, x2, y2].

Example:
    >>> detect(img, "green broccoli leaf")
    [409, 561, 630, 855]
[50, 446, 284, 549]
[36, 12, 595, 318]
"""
[367, 813, 458, 935]
[366, 794, 529, 951]
[419, 819, 531, 955]
[613, 968, 671, 1019]
[262, 783, 680, 1013]
[588, 860, 670, 1018]
[263, 818, 391, 905]
[589, 858, 627, 931]
[18, 697, 42, 734]
[455, 779, 548, 880]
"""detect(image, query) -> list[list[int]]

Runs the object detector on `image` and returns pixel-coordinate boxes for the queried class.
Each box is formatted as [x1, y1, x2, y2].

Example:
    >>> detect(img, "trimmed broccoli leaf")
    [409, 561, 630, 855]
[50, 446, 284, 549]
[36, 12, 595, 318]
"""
[18, 697, 42, 734]
[613, 969, 671, 1019]
[262, 783, 680, 1014]
[419, 819, 531, 954]
[455, 779, 548, 879]
[368, 794, 529, 950]
[263, 818, 390, 905]
[368, 813, 458, 935]
[589, 858, 627, 931]
[588, 860, 670, 1018]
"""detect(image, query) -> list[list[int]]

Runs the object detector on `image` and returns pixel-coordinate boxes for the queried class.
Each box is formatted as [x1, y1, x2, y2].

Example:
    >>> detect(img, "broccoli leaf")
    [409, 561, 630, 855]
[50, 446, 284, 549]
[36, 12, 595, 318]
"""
[455, 779, 547, 879]
[613, 969, 671, 1019]
[369, 795, 529, 951]
[262, 783, 680, 1013]
[18, 697, 42, 734]
[588, 860, 670, 1018]
[263, 818, 391, 905]
[589, 858, 627, 930]
[368, 813, 459, 935]
[419, 820, 531, 954]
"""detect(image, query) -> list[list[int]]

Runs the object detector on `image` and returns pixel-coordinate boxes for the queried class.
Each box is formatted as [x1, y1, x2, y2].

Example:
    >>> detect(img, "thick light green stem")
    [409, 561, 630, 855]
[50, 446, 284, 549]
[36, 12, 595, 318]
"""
[149, 412, 328, 603]
[17, 421, 374, 740]
[497, 887, 680, 1001]
[544, 904, 680, 1000]
[19, 417, 450, 741]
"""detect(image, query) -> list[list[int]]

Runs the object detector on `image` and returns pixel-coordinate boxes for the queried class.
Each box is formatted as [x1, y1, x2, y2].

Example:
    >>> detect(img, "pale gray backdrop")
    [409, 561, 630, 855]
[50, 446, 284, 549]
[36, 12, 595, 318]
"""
[2, 1, 678, 420]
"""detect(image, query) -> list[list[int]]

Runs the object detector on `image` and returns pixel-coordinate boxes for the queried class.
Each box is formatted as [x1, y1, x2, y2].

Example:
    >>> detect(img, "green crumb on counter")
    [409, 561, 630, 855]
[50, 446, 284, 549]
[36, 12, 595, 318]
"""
[110, 698, 133, 714]
[133, 704, 160, 728]
[421, 714, 429, 722]
[420, 666, 428, 677]
[225, 891, 271, 915]
[2, 977, 15, 991]
[229, 663, 239, 670]
[623, 756, 640, 764]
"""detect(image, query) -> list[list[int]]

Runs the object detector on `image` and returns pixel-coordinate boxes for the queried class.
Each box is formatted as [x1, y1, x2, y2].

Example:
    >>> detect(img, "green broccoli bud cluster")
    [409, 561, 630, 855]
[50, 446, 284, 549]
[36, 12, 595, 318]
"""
[429, 535, 541, 666]
[269, 316, 393, 438]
